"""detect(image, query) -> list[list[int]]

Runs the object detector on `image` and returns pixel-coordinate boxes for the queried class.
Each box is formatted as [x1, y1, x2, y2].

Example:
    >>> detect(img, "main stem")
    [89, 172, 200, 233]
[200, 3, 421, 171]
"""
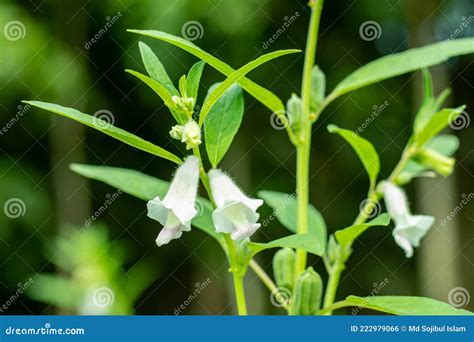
[295, 0, 324, 278]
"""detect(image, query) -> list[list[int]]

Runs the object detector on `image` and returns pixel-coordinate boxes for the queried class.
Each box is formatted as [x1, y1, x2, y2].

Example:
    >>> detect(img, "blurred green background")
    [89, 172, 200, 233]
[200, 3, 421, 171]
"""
[0, 0, 473, 315]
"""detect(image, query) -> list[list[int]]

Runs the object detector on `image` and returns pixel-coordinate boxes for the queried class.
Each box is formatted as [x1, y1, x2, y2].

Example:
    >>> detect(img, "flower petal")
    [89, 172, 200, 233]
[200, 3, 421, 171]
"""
[393, 215, 434, 257]
[212, 202, 261, 240]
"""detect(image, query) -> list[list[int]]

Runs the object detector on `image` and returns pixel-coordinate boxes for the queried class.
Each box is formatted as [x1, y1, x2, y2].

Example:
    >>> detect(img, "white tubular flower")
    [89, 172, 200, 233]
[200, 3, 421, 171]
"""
[382, 181, 435, 258]
[147, 156, 199, 246]
[209, 169, 263, 240]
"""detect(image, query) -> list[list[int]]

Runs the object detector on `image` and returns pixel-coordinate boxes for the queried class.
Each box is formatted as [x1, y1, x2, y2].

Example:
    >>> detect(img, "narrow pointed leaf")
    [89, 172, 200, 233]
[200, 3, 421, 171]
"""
[414, 106, 465, 147]
[328, 124, 380, 190]
[345, 295, 473, 315]
[70, 164, 224, 246]
[25, 101, 181, 164]
[186, 61, 205, 100]
[330, 38, 474, 100]
[204, 84, 244, 167]
[138, 41, 179, 96]
[335, 214, 390, 249]
[249, 234, 324, 256]
[199, 49, 300, 125]
[128, 30, 299, 113]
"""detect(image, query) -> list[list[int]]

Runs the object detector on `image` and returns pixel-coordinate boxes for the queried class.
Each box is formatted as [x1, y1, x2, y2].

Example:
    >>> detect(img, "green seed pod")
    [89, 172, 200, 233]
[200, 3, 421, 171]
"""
[272, 248, 295, 291]
[310, 65, 325, 112]
[416, 147, 455, 177]
[286, 94, 302, 131]
[291, 267, 323, 315]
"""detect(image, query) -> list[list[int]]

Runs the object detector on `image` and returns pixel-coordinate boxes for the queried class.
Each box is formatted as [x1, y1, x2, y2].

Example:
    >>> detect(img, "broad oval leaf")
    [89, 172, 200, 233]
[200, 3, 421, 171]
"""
[138, 41, 179, 96]
[258, 190, 327, 250]
[204, 84, 244, 167]
[198, 49, 300, 125]
[70, 163, 224, 247]
[249, 233, 324, 257]
[331, 38, 474, 100]
[345, 295, 473, 315]
[25, 101, 181, 164]
[328, 124, 380, 190]
[128, 29, 298, 114]
[335, 214, 390, 249]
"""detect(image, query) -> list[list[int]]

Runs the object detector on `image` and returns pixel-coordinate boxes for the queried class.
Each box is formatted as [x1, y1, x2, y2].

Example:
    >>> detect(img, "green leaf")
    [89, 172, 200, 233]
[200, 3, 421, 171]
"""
[258, 191, 327, 250]
[25, 101, 181, 164]
[330, 38, 474, 99]
[70, 164, 224, 246]
[198, 49, 300, 125]
[128, 30, 299, 114]
[186, 61, 205, 100]
[345, 295, 473, 315]
[328, 125, 380, 190]
[414, 106, 465, 147]
[335, 214, 390, 249]
[204, 84, 244, 167]
[138, 41, 178, 96]
[249, 234, 324, 256]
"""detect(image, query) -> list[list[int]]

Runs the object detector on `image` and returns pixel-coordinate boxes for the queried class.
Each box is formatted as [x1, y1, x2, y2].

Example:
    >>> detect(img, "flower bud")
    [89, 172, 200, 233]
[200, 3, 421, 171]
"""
[169, 125, 184, 140]
[272, 248, 295, 291]
[417, 147, 455, 177]
[181, 120, 202, 150]
[291, 267, 323, 315]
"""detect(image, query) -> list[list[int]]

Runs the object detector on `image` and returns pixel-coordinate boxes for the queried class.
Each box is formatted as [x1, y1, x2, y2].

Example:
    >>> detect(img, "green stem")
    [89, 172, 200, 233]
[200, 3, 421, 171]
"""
[224, 234, 247, 315]
[295, 0, 325, 280]
[318, 300, 353, 315]
[322, 260, 344, 314]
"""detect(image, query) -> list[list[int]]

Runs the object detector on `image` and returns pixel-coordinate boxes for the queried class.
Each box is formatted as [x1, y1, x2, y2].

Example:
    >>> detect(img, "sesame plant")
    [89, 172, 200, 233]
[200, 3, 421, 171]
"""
[25, 0, 474, 315]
